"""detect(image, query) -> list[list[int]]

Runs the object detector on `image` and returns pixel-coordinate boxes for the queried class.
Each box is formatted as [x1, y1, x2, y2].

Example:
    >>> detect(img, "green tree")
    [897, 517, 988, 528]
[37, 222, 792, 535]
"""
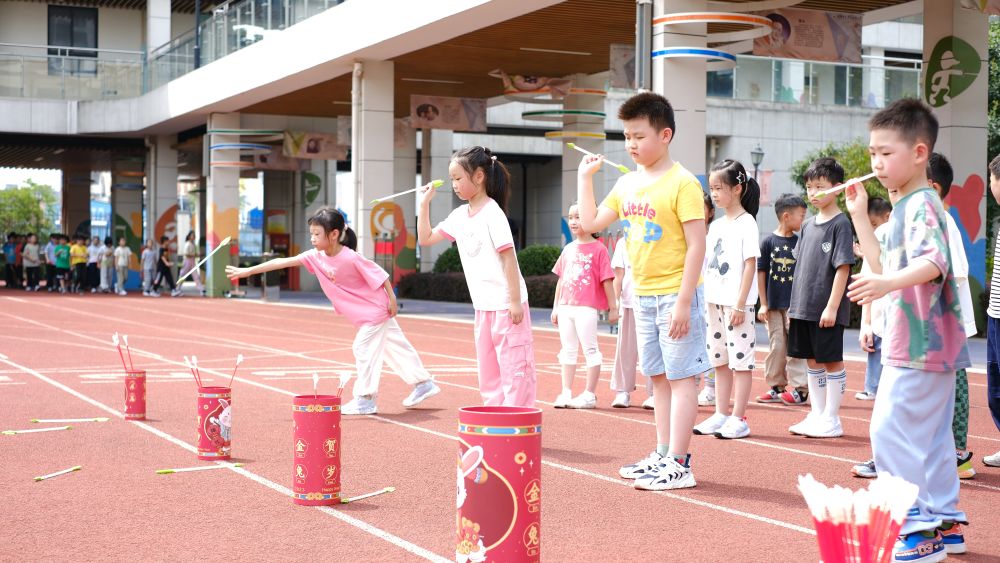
[789, 138, 887, 212]
[0, 179, 58, 237]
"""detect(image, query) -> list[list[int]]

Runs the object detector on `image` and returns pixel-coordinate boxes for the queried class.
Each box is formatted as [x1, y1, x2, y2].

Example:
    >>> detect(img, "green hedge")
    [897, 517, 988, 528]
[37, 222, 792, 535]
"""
[432, 246, 463, 273]
[517, 245, 561, 276]
[398, 272, 558, 308]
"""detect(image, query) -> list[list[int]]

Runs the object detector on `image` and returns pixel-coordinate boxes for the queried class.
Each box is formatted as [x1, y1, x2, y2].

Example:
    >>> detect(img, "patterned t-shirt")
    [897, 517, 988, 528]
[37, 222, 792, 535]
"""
[880, 188, 970, 372]
[758, 233, 798, 311]
[552, 240, 614, 310]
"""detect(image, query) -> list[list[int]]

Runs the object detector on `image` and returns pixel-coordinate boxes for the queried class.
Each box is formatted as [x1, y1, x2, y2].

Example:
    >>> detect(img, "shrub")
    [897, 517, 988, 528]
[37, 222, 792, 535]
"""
[517, 244, 562, 276]
[397, 272, 471, 303]
[789, 138, 888, 215]
[525, 274, 558, 309]
[432, 245, 463, 273]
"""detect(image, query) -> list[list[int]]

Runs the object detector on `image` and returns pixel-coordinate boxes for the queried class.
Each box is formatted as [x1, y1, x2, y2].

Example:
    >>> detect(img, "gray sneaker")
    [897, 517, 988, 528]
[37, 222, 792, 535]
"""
[852, 459, 876, 478]
[402, 380, 440, 408]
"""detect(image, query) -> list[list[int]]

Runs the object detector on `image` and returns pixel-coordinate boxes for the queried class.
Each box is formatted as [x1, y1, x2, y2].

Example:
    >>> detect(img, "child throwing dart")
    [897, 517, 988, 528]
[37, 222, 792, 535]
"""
[226, 207, 441, 415]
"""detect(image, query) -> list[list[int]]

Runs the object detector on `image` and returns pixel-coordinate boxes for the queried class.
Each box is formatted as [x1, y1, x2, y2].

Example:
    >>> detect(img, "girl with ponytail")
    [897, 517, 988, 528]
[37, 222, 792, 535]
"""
[226, 206, 441, 415]
[417, 146, 537, 407]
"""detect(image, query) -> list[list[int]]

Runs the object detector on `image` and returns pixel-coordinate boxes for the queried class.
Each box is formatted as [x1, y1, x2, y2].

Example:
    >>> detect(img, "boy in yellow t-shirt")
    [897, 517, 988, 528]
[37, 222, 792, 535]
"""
[69, 235, 88, 293]
[577, 92, 706, 491]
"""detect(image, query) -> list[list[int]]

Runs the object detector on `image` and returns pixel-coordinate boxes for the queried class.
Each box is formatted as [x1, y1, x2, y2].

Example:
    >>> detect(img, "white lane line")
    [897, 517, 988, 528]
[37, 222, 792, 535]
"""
[0, 354, 449, 563]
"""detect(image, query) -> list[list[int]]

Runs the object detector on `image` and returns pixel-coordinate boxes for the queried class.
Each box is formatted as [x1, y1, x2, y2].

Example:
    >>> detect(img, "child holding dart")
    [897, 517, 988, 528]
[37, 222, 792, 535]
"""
[225, 207, 440, 415]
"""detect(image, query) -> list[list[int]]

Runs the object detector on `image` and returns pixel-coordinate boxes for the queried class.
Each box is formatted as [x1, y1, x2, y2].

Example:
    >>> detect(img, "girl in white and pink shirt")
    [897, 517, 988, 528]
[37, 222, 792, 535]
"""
[226, 207, 440, 415]
[418, 146, 537, 407]
[551, 204, 617, 409]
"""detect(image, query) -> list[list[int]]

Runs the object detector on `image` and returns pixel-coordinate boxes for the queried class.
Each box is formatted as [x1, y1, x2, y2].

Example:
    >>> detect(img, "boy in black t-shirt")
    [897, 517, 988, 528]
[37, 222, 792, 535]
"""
[756, 194, 809, 406]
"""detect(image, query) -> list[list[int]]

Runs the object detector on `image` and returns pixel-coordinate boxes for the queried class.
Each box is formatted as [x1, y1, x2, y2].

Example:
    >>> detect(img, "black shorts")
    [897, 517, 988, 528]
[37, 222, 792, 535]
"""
[55, 267, 69, 279]
[787, 318, 844, 364]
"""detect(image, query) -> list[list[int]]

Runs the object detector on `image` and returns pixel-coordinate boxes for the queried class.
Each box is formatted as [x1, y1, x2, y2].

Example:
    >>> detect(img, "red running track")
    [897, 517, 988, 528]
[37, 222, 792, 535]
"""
[2, 292, 999, 562]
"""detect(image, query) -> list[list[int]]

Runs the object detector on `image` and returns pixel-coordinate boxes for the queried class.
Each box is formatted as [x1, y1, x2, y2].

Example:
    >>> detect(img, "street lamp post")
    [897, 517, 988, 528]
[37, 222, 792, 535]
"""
[750, 143, 765, 181]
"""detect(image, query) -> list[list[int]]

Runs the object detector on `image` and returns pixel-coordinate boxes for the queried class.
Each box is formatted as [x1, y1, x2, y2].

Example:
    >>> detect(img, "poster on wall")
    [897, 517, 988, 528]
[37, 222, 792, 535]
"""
[254, 147, 309, 171]
[337, 115, 352, 146]
[394, 118, 412, 149]
[409, 95, 487, 132]
[752, 7, 862, 64]
[283, 131, 347, 160]
[965, 0, 1000, 15]
[609, 44, 636, 90]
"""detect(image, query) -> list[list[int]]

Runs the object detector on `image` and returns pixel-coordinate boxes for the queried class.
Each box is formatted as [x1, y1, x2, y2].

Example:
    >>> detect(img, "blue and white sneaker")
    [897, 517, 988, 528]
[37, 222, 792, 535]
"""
[852, 459, 877, 479]
[402, 380, 440, 408]
[342, 395, 377, 415]
[633, 456, 696, 491]
[938, 522, 966, 554]
[893, 530, 946, 563]
[618, 451, 662, 479]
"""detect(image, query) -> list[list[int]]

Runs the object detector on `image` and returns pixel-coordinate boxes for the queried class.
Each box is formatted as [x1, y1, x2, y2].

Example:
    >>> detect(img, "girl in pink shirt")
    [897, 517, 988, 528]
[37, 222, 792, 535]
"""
[226, 207, 440, 415]
[417, 146, 537, 407]
[551, 203, 617, 409]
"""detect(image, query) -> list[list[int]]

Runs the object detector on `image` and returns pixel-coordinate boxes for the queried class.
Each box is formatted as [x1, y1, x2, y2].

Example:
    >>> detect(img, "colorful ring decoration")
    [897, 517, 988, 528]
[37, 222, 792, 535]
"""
[544, 130, 607, 141]
[651, 47, 736, 71]
[707, 0, 801, 13]
[209, 143, 272, 155]
[458, 423, 542, 437]
[110, 183, 144, 191]
[521, 109, 606, 123]
[114, 170, 146, 177]
[503, 87, 608, 104]
[208, 161, 253, 168]
[654, 12, 772, 44]
[291, 404, 341, 413]
[293, 492, 341, 501]
[208, 129, 284, 142]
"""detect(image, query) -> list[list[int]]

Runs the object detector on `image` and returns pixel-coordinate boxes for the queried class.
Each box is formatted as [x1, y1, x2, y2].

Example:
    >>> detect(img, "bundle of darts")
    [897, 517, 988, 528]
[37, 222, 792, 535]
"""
[797, 473, 919, 563]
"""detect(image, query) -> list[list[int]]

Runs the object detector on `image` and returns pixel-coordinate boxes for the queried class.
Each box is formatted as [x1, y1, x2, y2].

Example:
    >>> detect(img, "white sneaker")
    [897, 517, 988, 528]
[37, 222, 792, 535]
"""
[117, 290, 127, 296]
[611, 392, 630, 408]
[855, 391, 876, 401]
[693, 412, 729, 435]
[698, 386, 716, 406]
[800, 416, 843, 438]
[567, 391, 597, 409]
[618, 451, 663, 479]
[170, 288, 183, 297]
[983, 450, 1000, 467]
[641, 396, 655, 410]
[552, 390, 572, 409]
[789, 412, 821, 435]
[150, 291, 161, 298]
[402, 380, 440, 407]
[341, 395, 377, 415]
[714, 416, 750, 440]
[633, 456, 696, 490]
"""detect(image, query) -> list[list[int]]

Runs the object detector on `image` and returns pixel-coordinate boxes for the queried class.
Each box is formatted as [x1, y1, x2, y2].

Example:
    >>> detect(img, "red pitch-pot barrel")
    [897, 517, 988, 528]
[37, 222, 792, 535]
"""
[197, 386, 232, 460]
[457, 406, 542, 563]
[124, 370, 146, 420]
[292, 395, 341, 506]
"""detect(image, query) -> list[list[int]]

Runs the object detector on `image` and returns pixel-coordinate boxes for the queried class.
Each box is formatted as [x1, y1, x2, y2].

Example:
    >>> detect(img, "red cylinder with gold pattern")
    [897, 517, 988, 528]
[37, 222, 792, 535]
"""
[123, 370, 146, 420]
[292, 394, 341, 506]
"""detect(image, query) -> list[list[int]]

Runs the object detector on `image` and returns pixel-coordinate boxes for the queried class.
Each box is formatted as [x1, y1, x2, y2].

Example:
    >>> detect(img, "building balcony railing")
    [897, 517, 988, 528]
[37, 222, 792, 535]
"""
[0, 43, 144, 100]
[707, 53, 922, 109]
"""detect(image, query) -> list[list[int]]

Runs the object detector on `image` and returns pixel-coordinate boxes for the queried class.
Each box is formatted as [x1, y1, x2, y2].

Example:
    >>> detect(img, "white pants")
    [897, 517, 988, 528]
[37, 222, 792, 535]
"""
[116, 266, 128, 293]
[99, 264, 113, 290]
[179, 257, 203, 290]
[557, 305, 602, 368]
[352, 318, 432, 398]
[871, 365, 965, 533]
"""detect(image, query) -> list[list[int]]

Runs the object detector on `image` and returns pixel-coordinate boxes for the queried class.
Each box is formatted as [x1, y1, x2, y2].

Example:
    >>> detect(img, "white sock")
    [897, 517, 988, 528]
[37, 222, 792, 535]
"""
[823, 369, 847, 419]
[807, 368, 827, 417]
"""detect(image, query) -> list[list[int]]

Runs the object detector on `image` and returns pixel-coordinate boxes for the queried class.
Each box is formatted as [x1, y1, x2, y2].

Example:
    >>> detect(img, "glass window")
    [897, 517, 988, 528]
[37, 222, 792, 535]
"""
[48, 6, 97, 76]
[707, 69, 734, 98]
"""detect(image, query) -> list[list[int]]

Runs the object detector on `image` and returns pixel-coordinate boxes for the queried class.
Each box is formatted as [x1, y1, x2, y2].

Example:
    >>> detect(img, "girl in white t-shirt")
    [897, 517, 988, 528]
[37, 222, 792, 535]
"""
[418, 146, 537, 407]
[551, 203, 617, 409]
[693, 159, 761, 440]
[227, 207, 440, 415]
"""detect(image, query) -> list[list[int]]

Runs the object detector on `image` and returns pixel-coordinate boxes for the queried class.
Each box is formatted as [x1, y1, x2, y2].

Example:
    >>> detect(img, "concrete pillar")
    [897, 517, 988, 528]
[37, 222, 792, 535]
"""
[146, 0, 171, 53]
[652, 0, 708, 182]
[352, 59, 395, 260]
[111, 185, 143, 289]
[862, 47, 886, 108]
[923, 2, 989, 331]
[206, 113, 241, 297]
[418, 128, 454, 272]
[146, 134, 179, 257]
[561, 73, 606, 242]
[61, 164, 91, 237]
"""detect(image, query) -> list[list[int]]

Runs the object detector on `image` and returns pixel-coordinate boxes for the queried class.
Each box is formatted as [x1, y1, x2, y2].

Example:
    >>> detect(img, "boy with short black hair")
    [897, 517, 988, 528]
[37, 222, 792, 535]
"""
[577, 92, 706, 491]
[756, 193, 809, 405]
[54, 235, 70, 293]
[70, 235, 88, 293]
[848, 98, 971, 561]
[787, 157, 855, 439]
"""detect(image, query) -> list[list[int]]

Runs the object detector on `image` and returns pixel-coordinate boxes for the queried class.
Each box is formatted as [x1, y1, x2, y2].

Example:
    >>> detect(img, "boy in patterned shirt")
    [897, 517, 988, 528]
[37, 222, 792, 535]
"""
[846, 99, 971, 562]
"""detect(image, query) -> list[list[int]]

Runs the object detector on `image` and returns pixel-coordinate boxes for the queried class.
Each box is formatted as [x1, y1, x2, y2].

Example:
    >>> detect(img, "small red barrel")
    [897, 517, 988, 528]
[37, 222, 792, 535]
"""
[197, 386, 232, 460]
[124, 370, 146, 420]
[292, 395, 341, 506]
[457, 406, 542, 563]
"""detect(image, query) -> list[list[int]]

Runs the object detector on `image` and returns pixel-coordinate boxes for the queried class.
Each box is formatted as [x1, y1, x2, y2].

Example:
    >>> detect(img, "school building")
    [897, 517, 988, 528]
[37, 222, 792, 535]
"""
[0, 0, 990, 326]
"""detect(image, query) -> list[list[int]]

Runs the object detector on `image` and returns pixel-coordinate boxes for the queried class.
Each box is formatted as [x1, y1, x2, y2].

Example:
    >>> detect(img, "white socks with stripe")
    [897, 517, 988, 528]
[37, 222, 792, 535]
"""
[807, 368, 826, 417]
[823, 369, 847, 420]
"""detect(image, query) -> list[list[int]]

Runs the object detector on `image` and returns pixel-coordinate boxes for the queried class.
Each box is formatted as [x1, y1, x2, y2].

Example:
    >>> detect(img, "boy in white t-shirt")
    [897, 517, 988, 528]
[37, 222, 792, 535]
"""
[610, 237, 653, 408]
[113, 237, 133, 296]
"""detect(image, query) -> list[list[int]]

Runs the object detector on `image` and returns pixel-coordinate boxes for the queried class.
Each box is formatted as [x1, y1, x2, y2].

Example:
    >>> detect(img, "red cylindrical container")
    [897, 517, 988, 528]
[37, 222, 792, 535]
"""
[124, 370, 146, 420]
[197, 386, 232, 460]
[292, 395, 341, 506]
[457, 406, 542, 563]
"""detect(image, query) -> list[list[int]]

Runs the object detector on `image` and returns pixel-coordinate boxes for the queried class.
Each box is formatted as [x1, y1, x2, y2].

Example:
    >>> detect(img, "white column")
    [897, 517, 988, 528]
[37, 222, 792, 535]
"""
[419, 128, 454, 272]
[923, 2, 989, 330]
[352, 59, 395, 260]
[862, 47, 886, 108]
[146, 0, 171, 53]
[146, 134, 178, 247]
[652, 0, 708, 181]
[206, 113, 241, 297]
[561, 73, 605, 241]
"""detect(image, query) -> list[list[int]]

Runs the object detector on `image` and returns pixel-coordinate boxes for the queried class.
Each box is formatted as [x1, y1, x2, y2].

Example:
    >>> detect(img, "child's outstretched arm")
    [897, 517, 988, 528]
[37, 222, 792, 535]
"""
[577, 155, 620, 233]
[417, 181, 447, 246]
[226, 256, 302, 281]
[499, 248, 524, 324]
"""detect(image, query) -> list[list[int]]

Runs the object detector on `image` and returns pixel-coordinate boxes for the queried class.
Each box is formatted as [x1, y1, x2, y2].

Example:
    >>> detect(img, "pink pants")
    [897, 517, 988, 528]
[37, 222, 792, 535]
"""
[610, 307, 652, 394]
[474, 303, 537, 407]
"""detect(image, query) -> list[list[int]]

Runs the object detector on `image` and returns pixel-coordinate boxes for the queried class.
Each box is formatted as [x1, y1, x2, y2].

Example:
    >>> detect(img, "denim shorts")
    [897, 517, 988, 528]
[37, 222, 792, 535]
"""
[633, 286, 708, 380]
